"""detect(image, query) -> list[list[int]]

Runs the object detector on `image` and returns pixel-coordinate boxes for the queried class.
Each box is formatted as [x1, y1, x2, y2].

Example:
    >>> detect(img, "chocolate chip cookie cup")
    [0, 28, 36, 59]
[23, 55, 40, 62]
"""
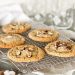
[45, 40, 75, 57]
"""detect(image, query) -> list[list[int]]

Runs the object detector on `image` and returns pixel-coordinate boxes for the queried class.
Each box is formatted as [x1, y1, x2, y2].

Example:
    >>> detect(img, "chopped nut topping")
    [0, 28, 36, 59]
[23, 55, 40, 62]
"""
[48, 32, 53, 35]
[22, 49, 32, 57]
[55, 41, 72, 50]
[16, 46, 37, 58]
[57, 46, 70, 52]
[29, 47, 34, 51]
[53, 41, 72, 52]
[36, 30, 53, 37]
[48, 41, 73, 53]
[16, 50, 21, 56]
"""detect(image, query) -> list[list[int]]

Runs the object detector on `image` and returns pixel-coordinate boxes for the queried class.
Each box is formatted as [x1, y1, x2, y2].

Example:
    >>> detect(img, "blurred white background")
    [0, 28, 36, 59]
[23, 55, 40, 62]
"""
[0, 0, 75, 31]
[0, 0, 74, 14]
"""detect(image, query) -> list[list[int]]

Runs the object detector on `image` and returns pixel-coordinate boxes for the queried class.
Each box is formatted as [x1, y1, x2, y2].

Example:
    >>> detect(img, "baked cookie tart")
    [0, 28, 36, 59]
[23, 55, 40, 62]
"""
[45, 40, 75, 57]
[7, 45, 45, 62]
[0, 34, 25, 48]
[2, 22, 31, 34]
[28, 29, 59, 42]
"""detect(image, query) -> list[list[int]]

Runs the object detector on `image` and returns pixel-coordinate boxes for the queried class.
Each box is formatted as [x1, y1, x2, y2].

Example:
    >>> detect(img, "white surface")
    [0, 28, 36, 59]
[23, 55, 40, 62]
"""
[53, 16, 61, 25]
[0, 4, 31, 25]
[4, 70, 15, 75]
[59, 29, 75, 39]
[64, 69, 75, 75]
[0, 0, 74, 15]
[22, 0, 75, 15]
[0, 0, 24, 6]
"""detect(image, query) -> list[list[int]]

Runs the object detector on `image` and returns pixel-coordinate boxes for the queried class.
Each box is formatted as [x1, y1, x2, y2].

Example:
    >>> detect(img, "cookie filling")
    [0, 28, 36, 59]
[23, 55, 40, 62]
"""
[36, 30, 53, 37]
[1, 35, 21, 44]
[10, 24, 20, 30]
[1, 36, 13, 43]
[54, 41, 72, 52]
[4, 36, 13, 39]
[16, 46, 37, 58]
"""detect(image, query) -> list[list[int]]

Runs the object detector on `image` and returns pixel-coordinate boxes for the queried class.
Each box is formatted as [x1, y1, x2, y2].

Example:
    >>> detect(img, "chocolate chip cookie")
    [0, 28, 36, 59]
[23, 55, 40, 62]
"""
[2, 22, 31, 34]
[0, 34, 25, 48]
[28, 29, 59, 42]
[7, 45, 45, 62]
[45, 40, 75, 57]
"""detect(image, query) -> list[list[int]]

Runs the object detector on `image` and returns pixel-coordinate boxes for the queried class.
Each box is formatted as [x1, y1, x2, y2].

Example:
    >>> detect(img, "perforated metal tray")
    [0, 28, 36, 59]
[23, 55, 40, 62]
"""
[0, 23, 75, 74]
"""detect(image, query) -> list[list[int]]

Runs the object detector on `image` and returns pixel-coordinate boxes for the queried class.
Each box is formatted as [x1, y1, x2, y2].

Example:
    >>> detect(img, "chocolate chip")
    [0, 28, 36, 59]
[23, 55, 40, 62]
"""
[45, 30, 48, 32]
[66, 44, 72, 50]
[11, 28, 14, 30]
[23, 47, 26, 50]
[56, 41, 72, 50]
[12, 24, 16, 26]
[56, 41, 65, 47]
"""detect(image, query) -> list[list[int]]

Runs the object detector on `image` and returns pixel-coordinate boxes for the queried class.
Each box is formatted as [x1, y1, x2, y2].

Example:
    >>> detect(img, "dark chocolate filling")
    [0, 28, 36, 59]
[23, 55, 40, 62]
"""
[55, 41, 72, 50]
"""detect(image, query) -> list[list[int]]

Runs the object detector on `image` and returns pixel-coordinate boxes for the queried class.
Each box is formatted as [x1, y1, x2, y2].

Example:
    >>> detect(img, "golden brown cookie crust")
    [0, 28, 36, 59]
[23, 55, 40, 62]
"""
[28, 29, 59, 42]
[0, 34, 25, 48]
[45, 40, 75, 57]
[7, 45, 45, 62]
[2, 22, 31, 34]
